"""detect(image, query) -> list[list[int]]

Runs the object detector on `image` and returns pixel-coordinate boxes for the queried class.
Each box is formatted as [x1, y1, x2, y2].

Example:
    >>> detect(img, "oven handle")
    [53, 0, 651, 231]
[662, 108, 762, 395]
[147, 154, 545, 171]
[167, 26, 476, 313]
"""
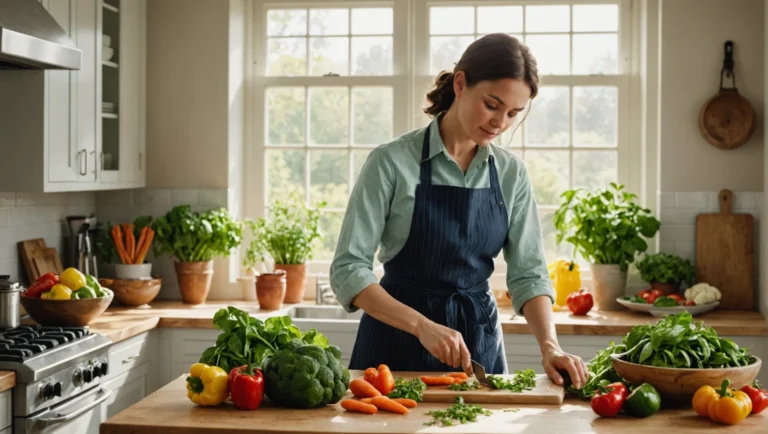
[31, 386, 112, 426]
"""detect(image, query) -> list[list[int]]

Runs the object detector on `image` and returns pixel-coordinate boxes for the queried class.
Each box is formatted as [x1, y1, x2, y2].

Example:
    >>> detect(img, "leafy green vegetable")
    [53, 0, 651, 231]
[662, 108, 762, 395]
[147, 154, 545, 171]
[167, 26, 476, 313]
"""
[388, 377, 427, 401]
[152, 205, 242, 262]
[448, 380, 483, 391]
[553, 183, 660, 271]
[622, 295, 648, 304]
[198, 306, 329, 374]
[424, 396, 492, 427]
[567, 312, 757, 399]
[652, 296, 679, 307]
[636, 253, 696, 285]
[261, 344, 350, 408]
[244, 192, 326, 266]
[487, 369, 537, 392]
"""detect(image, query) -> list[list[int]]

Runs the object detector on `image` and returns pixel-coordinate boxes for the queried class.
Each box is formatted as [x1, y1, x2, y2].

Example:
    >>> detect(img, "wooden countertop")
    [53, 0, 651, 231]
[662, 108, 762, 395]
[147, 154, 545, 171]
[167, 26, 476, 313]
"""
[100, 375, 768, 434]
[0, 371, 15, 393]
[85, 300, 768, 344]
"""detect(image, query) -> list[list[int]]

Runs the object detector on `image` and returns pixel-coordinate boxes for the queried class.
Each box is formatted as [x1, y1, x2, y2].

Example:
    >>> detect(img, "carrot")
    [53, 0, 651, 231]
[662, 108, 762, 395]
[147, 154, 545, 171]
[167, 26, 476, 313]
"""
[349, 378, 381, 398]
[391, 398, 417, 408]
[360, 398, 374, 405]
[340, 399, 377, 414]
[446, 372, 469, 380]
[133, 226, 148, 264]
[111, 225, 130, 264]
[371, 396, 409, 415]
[134, 228, 154, 264]
[420, 375, 455, 386]
[122, 224, 135, 262]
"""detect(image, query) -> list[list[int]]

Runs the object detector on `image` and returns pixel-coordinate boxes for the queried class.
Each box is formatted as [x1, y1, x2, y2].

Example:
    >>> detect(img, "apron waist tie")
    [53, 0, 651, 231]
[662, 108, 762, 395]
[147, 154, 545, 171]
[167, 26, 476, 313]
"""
[380, 275, 494, 333]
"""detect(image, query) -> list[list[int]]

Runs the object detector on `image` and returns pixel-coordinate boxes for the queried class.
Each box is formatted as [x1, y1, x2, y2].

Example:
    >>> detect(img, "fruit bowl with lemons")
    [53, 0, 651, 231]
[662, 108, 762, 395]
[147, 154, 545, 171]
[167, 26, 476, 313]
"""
[20, 268, 114, 326]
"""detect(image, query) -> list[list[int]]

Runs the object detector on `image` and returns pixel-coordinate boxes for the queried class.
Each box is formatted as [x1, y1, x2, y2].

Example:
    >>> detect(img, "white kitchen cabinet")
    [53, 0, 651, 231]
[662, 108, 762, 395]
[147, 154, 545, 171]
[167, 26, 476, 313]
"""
[0, 390, 11, 432]
[0, 0, 146, 193]
[102, 362, 150, 420]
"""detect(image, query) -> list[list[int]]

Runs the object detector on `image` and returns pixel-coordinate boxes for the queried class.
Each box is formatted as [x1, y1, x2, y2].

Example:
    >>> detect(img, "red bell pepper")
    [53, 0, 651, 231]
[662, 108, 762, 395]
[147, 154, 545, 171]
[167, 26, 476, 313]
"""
[228, 363, 264, 411]
[740, 380, 768, 415]
[26, 273, 59, 298]
[566, 289, 594, 315]
[590, 382, 628, 417]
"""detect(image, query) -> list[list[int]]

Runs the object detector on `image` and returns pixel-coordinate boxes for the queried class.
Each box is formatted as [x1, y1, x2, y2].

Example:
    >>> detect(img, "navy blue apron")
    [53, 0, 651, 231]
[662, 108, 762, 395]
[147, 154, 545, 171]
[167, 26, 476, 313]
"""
[348, 124, 509, 374]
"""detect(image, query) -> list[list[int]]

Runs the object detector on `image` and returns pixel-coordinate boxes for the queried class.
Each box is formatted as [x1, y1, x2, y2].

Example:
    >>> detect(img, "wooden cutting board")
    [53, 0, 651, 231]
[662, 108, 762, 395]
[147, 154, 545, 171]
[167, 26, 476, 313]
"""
[350, 370, 565, 405]
[695, 189, 755, 310]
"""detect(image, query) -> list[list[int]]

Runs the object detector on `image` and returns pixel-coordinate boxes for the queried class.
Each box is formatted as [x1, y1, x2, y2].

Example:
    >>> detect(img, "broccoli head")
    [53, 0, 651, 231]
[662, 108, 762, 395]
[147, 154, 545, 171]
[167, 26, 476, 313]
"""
[263, 343, 350, 408]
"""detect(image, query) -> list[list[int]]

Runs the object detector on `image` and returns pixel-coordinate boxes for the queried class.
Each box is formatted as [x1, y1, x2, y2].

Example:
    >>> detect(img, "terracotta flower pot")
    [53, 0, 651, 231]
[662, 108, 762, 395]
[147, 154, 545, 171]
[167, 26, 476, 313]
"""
[274, 263, 307, 303]
[650, 280, 680, 295]
[174, 260, 214, 305]
[256, 271, 286, 310]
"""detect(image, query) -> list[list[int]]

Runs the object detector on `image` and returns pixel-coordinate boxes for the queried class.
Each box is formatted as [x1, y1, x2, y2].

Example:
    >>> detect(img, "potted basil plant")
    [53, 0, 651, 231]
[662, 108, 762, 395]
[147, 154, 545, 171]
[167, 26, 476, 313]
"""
[553, 183, 660, 310]
[247, 193, 325, 304]
[151, 205, 242, 304]
[636, 252, 696, 295]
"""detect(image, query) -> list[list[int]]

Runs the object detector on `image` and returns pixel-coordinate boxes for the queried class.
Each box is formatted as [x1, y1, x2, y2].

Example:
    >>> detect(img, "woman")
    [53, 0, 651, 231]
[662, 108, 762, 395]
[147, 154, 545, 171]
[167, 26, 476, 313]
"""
[330, 33, 588, 389]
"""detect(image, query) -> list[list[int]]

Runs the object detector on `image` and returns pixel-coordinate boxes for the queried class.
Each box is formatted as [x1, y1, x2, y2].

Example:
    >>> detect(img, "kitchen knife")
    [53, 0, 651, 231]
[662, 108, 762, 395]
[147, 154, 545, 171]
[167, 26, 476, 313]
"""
[471, 359, 493, 387]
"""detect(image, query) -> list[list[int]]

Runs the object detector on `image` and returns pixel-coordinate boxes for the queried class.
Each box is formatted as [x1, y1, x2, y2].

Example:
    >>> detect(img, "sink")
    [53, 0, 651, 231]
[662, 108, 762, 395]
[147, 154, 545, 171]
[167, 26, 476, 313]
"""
[288, 305, 363, 321]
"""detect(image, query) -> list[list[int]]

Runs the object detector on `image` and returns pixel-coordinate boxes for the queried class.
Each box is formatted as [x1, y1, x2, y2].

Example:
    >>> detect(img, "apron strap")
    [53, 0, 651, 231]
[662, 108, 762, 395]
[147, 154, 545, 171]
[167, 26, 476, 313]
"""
[488, 155, 504, 206]
[420, 126, 432, 188]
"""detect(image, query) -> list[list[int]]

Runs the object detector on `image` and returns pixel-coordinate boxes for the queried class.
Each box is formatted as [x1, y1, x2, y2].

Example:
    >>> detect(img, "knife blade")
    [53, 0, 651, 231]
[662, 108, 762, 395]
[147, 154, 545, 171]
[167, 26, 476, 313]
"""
[471, 359, 493, 387]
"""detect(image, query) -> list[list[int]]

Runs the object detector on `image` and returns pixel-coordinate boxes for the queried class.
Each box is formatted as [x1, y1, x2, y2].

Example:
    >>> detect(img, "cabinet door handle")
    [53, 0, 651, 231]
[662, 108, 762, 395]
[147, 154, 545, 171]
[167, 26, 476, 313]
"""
[90, 150, 96, 175]
[139, 152, 142, 170]
[122, 354, 140, 364]
[78, 150, 87, 176]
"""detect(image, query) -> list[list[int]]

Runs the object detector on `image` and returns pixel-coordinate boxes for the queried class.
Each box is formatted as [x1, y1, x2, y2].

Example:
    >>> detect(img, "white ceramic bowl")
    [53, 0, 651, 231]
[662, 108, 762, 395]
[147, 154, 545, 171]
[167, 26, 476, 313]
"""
[114, 263, 152, 280]
[615, 297, 654, 312]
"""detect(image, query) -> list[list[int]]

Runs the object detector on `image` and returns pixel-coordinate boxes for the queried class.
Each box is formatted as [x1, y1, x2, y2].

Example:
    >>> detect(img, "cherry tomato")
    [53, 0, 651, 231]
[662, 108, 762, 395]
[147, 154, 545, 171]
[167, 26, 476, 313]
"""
[650, 289, 664, 298]
[685, 300, 696, 306]
[667, 293, 684, 302]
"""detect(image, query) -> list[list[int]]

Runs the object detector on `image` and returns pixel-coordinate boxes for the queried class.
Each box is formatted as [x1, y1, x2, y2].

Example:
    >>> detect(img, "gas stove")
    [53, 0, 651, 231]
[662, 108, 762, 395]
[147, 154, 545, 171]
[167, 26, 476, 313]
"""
[0, 325, 111, 419]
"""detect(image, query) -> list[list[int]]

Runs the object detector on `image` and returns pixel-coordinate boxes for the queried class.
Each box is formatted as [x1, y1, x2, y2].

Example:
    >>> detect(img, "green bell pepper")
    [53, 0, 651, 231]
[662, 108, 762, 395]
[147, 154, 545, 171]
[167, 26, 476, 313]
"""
[624, 383, 661, 417]
[74, 286, 97, 299]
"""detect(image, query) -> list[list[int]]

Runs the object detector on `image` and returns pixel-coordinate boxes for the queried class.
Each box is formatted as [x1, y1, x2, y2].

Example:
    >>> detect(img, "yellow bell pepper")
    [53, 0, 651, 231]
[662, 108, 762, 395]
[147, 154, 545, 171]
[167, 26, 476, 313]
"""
[549, 259, 581, 307]
[186, 363, 229, 406]
[692, 379, 752, 425]
[48, 284, 72, 300]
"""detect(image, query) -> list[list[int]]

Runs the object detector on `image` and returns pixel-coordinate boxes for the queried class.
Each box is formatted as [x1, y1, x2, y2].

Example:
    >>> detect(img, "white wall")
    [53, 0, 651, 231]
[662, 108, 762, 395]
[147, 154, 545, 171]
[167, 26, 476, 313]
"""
[660, 0, 764, 192]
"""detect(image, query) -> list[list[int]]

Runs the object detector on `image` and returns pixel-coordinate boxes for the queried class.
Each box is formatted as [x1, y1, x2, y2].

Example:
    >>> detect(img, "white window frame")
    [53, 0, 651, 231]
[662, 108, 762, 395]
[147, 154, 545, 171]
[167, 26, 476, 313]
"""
[244, 0, 648, 288]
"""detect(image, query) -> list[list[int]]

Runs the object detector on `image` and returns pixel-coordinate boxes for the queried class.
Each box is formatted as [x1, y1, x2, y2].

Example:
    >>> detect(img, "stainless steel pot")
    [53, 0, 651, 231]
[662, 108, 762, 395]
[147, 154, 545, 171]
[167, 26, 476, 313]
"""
[0, 275, 23, 329]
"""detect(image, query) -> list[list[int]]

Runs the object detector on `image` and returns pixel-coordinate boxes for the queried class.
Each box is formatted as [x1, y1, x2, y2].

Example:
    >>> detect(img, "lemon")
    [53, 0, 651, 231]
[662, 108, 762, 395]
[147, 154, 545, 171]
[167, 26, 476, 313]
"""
[60, 267, 86, 291]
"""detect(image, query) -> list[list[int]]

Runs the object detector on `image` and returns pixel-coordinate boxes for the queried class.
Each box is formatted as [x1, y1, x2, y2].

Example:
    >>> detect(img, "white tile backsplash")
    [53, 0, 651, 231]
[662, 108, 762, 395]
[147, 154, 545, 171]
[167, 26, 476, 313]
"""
[658, 191, 761, 282]
[0, 191, 96, 283]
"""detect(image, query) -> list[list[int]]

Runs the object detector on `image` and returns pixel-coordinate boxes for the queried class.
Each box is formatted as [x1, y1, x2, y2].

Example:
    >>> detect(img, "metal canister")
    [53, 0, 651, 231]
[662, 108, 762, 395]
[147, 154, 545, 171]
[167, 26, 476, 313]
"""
[0, 275, 22, 329]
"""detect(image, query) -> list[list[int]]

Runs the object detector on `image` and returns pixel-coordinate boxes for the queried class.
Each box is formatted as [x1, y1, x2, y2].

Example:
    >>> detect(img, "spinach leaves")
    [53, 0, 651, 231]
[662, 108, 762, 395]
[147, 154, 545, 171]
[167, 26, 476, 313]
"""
[569, 312, 756, 399]
[198, 306, 329, 374]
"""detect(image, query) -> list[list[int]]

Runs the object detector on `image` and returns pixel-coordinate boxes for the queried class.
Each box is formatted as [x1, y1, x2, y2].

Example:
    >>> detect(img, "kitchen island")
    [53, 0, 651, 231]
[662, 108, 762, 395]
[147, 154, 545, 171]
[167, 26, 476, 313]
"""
[100, 375, 767, 434]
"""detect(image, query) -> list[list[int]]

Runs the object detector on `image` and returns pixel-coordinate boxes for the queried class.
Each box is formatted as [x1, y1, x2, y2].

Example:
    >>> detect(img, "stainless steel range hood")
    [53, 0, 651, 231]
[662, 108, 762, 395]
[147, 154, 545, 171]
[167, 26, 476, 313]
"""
[0, 0, 81, 70]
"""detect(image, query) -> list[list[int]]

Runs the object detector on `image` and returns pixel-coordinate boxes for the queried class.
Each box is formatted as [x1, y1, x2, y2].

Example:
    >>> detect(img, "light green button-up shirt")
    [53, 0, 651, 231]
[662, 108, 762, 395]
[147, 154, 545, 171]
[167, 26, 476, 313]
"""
[330, 116, 555, 316]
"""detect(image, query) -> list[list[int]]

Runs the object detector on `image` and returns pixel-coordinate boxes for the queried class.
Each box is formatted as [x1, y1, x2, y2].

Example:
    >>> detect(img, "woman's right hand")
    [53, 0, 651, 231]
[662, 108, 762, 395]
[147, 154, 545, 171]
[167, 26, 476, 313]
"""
[416, 318, 472, 373]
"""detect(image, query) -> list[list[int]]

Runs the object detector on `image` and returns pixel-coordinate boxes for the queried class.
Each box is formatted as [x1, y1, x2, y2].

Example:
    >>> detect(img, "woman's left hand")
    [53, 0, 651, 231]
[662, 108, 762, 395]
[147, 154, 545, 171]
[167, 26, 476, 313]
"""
[541, 347, 588, 390]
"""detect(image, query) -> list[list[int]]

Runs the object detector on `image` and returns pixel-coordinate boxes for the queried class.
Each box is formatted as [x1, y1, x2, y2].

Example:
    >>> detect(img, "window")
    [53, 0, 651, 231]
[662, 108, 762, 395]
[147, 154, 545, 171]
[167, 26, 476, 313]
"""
[249, 0, 634, 275]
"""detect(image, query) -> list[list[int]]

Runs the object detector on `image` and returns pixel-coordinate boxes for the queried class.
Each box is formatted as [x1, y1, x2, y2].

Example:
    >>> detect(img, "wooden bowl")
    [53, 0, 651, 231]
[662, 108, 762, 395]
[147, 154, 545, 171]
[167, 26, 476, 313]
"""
[20, 293, 113, 327]
[100, 278, 161, 307]
[612, 355, 762, 406]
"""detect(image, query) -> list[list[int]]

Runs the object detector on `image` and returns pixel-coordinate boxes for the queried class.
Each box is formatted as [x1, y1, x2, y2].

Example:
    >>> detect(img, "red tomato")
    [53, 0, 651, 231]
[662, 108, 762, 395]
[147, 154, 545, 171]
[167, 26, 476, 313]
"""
[685, 300, 696, 306]
[650, 289, 664, 298]
[667, 293, 684, 302]
[646, 294, 659, 304]
[566, 289, 594, 316]
[638, 289, 651, 298]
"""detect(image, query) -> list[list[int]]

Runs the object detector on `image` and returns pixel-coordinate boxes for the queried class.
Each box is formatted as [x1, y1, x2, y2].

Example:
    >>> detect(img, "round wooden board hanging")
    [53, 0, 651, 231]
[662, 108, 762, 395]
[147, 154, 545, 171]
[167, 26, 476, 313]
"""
[698, 41, 757, 150]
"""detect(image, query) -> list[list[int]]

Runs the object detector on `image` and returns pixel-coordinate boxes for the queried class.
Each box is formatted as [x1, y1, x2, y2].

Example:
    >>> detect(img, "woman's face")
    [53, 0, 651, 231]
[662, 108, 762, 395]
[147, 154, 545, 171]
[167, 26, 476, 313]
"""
[453, 72, 532, 146]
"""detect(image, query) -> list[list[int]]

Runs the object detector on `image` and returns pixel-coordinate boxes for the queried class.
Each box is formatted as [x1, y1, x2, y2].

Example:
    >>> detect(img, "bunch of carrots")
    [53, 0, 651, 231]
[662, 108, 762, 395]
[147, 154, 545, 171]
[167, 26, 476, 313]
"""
[340, 364, 469, 415]
[111, 223, 155, 265]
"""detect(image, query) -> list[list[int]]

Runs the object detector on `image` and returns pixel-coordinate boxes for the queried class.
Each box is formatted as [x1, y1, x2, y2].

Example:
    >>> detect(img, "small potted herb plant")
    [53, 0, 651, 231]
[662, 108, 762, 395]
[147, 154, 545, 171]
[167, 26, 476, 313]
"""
[554, 183, 661, 310]
[247, 193, 325, 304]
[636, 252, 696, 294]
[151, 205, 242, 304]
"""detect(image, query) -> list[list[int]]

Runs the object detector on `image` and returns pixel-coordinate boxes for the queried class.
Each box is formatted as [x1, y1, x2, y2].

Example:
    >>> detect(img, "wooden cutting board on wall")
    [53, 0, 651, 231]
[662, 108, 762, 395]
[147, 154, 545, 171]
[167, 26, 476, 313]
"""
[695, 189, 755, 310]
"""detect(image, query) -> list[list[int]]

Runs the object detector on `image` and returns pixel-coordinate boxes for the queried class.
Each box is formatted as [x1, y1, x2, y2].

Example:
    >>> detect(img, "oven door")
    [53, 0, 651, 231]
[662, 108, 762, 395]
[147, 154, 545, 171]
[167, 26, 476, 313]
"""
[14, 386, 111, 434]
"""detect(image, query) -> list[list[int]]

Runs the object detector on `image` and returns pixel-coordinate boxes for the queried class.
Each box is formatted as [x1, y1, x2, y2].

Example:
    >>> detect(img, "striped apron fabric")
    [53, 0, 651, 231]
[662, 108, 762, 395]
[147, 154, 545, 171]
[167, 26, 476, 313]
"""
[348, 124, 510, 374]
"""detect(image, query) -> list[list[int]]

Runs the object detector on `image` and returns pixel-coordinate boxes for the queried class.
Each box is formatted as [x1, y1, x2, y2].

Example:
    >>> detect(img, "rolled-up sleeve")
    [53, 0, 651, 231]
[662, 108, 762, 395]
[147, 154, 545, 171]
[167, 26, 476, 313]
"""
[503, 164, 555, 316]
[330, 147, 394, 313]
